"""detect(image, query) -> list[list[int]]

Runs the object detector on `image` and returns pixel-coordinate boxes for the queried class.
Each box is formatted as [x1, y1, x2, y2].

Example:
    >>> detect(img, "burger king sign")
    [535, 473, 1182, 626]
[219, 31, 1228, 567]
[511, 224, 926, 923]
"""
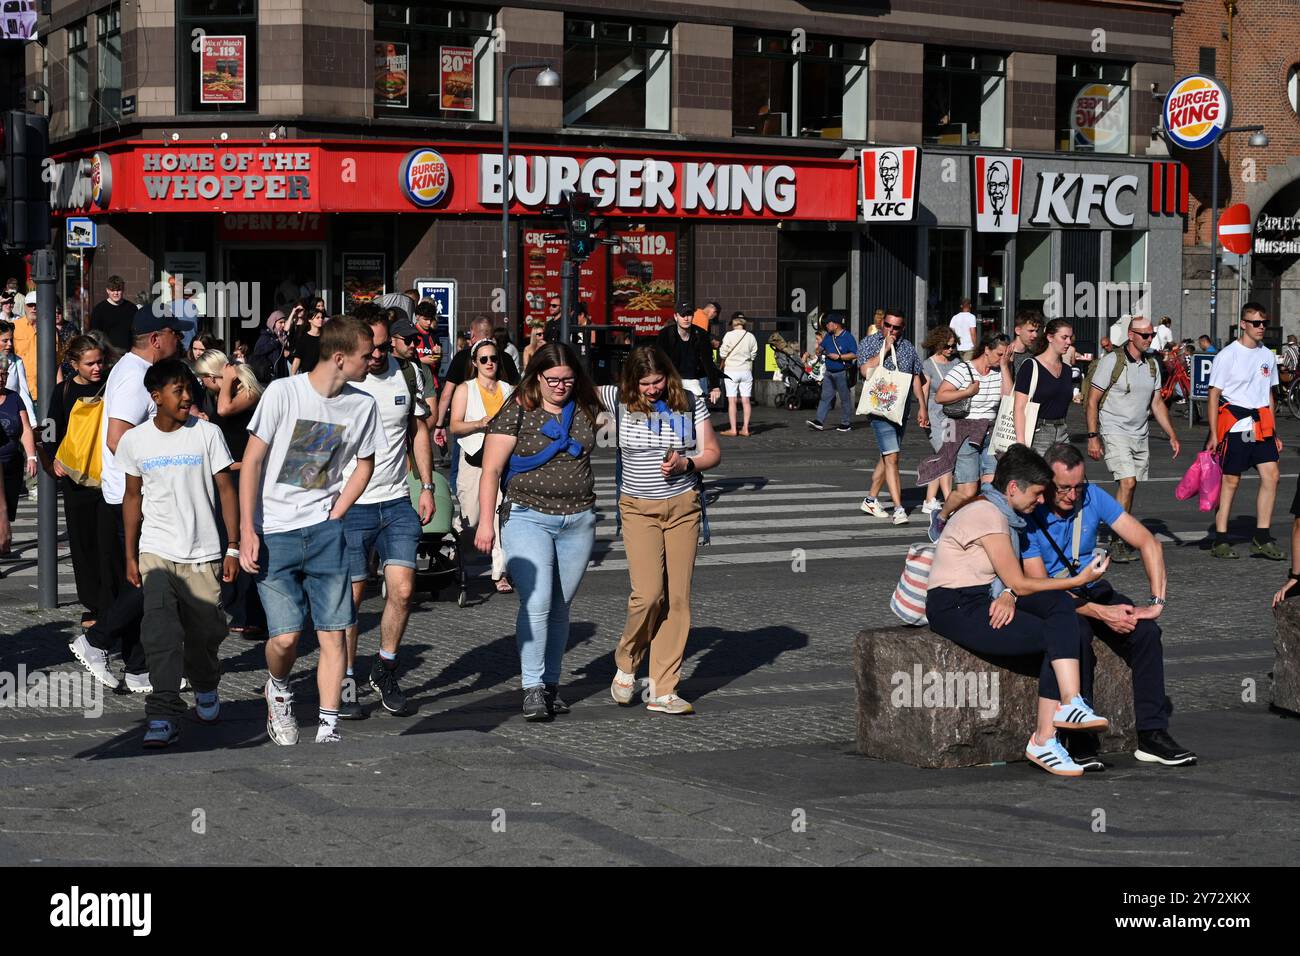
[1162, 74, 1231, 150]
[400, 148, 451, 207]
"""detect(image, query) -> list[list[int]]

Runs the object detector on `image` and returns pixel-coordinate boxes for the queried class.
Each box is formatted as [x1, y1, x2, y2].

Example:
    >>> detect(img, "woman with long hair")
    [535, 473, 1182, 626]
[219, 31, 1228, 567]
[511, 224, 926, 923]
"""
[1014, 318, 1075, 454]
[39, 336, 106, 626]
[290, 296, 327, 374]
[193, 348, 267, 636]
[476, 343, 600, 721]
[602, 346, 721, 714]
[920, 325, 959, 515]
[521, 322, 546, 371]
[187, 333, 220, 366]
[451, 337, 515, 592]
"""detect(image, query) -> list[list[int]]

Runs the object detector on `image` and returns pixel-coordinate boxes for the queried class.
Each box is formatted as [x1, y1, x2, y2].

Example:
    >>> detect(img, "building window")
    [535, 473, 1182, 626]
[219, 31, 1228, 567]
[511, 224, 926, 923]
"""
[1016, 232, 1052, 315]
[1111, 231, 1147, 285]
[564, 18, 670, 131]
[374, 4, 495, 121]
[1289, 64, 1299, 116]
[732, 32, 867, 139]
[68, 22, 89, 133]
[1057, 59, 1130, 154]
[177, 0, 258, 114]
[923, 48, 1005, 147]
[95, 5, 122, 126]
[925, 228, 967, 331]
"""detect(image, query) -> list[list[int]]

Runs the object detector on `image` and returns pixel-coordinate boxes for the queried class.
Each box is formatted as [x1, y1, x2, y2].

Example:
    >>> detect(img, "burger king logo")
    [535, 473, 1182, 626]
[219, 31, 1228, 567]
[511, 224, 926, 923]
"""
[1070, 83, 1126, 152]
[1162, 75, 1231, 150]
[90, 151, 113, 209]
[400, 148, 450, 207]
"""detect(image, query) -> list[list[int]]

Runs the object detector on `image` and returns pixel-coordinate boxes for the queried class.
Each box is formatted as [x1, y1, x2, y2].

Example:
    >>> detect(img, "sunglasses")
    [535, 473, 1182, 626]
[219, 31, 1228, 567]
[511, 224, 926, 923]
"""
[371, 343, 393, 354]
[476, 355, 498, 365]
[1243, 318, 1268, 327]
[1132, 330, 1155, 339]
[883, 323, 904, 332]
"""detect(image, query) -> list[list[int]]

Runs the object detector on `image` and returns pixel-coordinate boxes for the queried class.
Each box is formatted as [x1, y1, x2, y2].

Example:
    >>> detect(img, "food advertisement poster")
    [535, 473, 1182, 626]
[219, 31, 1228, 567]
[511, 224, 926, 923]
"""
[374, 42, 409, 109]
[611, 229, 676, 335]
[200, 36, 246, 105]
[521, 230, 605, 331]
[439, 45, 475, 112]
[341, 253, 387, 313]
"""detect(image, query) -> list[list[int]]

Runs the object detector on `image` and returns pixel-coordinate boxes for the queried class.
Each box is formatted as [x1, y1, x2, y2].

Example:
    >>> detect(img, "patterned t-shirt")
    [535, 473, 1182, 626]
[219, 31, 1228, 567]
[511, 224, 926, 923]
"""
[489, 399, 596, 516]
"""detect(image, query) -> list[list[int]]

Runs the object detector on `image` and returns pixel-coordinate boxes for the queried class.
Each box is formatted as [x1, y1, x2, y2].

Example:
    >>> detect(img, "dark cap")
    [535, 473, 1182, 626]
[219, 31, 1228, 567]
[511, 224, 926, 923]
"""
[824, 310, 846, 328]
[132, 310, 194, 336]
[676, 300, 694, 316]
[390, 315, 418, 339]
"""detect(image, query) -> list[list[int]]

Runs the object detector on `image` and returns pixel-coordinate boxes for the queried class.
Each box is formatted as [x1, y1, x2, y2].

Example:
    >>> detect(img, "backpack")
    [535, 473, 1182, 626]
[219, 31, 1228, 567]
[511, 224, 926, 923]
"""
[1084, 350, 1158, 412]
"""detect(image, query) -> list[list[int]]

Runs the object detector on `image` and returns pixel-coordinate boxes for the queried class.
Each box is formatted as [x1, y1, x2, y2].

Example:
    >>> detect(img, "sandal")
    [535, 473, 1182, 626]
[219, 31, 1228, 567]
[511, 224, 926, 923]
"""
[494, 577, 514, 593]
[719, 429, 738, 436]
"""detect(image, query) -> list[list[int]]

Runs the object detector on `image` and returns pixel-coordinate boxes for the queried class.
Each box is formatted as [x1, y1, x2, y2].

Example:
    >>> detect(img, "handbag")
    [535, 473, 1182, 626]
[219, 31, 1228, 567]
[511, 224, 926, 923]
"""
[855, 339, 912, 425]
[942, 362, 974, 419]
[990, 359, 1038, 455]
[54, 382, 105, 488]
[890, 542, 935, 626]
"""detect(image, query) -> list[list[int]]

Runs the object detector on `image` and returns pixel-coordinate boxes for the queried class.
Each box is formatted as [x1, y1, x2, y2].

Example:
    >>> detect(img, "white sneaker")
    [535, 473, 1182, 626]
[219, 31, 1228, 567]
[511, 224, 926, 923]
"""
[264, 679, 299, 746]
[611, 668, 637, 705]
[69, 635, 120, 690]
[921, 498, 942, 515]
[892, 507, 909, 525]
[124, 672, 152, 694]
[860, 497, 889, 518]
[315, 720, 341, 744]
[195, 690, 220, 723]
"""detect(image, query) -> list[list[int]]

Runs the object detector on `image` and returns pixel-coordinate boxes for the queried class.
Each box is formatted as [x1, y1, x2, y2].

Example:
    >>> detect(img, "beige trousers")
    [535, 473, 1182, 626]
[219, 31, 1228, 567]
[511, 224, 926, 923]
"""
[457, 452, 506, 579]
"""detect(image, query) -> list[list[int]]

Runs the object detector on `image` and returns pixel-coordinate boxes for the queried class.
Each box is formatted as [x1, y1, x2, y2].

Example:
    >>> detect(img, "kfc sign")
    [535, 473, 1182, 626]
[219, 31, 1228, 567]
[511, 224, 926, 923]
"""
[1029, 171, 1139, 227]
[973, 155, 1022, 233]
[860, 147, 920, 222]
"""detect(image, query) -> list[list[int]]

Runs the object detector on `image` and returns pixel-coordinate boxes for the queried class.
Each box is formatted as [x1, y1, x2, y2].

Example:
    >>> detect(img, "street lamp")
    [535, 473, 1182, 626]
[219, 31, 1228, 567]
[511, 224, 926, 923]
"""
[501, 62, 559, 330]
[1209, 124, 1267, 345]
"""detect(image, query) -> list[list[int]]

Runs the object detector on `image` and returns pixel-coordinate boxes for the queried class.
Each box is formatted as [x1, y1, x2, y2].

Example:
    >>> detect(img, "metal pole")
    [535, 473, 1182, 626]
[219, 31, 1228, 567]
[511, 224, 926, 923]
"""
[501, 69, 511, 328]
[1209, 141, 1219, 347]
[559, 258, 574, 353]
[33, 249, 58, 609]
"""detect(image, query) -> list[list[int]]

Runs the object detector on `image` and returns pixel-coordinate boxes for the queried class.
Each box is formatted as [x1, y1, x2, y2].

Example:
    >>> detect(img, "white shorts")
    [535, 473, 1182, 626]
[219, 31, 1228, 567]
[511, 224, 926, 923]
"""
[724, 369, 753, 398]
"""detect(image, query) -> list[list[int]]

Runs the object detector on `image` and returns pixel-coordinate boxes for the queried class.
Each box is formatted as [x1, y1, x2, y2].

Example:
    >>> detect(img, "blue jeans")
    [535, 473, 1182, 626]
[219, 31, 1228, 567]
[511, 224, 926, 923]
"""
[501, 506, 597, 688]
[816, 369, 851, 426]
[343, 496, 421, 583]
[255, 520, 355, 637]
[869, 415, 906, 456]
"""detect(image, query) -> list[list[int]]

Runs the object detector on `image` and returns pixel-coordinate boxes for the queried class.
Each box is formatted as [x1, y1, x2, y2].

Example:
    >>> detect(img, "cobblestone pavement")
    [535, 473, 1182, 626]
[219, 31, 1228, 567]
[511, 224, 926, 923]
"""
[1, 402, 1297, 865]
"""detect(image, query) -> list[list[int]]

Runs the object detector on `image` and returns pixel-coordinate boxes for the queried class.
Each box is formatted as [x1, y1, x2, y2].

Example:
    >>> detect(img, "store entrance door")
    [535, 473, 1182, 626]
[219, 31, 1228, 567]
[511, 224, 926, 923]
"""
[972, 245, 1007, 338]
[221, 245, 326, 347]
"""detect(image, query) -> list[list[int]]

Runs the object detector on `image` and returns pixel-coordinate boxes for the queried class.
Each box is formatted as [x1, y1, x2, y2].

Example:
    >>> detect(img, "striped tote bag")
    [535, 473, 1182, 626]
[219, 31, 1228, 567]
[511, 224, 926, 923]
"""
[890, 543, 935, 626]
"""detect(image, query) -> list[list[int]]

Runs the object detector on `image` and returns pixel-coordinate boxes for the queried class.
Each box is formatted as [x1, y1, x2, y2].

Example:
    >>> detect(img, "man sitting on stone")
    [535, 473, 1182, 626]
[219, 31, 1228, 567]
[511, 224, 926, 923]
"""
[1022, 442, 1196, 770]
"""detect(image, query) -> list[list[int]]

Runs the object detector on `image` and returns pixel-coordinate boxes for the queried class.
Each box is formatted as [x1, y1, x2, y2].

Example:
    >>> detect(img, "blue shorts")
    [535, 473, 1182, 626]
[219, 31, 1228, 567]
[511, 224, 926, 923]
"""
[343, 496, 421, 583]
[955, 431, 998, 485]
[255, 519, 355, 637]
[870, 415, 906, 456]
[1220, 431, 1279, 477]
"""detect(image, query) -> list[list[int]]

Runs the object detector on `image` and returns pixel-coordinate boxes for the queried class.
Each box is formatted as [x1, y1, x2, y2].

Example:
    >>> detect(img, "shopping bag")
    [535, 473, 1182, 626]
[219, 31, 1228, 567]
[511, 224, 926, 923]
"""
[890, 542, 935, 626]
[54, 390, 105, 488]
[989, 359, 1038, 455]
[856, 340, 912, 425]
[1198, 452, 1222, 512]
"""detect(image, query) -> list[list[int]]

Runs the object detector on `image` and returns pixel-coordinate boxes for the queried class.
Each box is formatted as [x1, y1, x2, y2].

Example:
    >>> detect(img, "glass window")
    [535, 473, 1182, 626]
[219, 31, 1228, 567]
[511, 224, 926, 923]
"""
[564, 17, 670, 131]
[95, 5, 122, 127]
[1057, 58, 1130, 154]
[1111, 231, 1146, 284]
[176, 0, 258, 113]
[923, 48, 1005, 147]
[374, 4, 495, 121]
[926, 228, 968, 331]
[1016, 232, 1052, 315]
[68, 22, 89, 133]
[733, 32, 867, 139]
[1289, 64, 1299, 116]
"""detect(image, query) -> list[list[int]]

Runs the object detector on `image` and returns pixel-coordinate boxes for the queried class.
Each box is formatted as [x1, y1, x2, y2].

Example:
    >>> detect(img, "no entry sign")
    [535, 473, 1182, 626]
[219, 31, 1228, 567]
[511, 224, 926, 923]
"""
[1219, 203, 1252, 255]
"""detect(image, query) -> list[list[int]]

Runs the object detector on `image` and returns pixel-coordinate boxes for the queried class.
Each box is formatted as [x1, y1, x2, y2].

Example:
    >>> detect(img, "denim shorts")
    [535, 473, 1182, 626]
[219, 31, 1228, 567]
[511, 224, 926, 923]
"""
[255, 519, 355, 637]
[343, 496, 421, 583]
[870, 415, 906, 456]
[955, 431, 997, 485]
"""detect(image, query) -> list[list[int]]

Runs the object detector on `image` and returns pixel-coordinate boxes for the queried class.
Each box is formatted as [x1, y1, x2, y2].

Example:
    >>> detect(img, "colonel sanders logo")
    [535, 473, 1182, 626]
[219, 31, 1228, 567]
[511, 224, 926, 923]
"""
[878, 151, 900, 200]
[986, 161, 1010, 226]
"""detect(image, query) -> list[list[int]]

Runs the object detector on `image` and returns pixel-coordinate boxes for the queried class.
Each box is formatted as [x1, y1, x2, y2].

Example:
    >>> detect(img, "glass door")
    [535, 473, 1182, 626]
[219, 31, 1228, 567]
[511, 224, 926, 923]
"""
[220, 245, 325, 348]
[973, 236, 1007, 337]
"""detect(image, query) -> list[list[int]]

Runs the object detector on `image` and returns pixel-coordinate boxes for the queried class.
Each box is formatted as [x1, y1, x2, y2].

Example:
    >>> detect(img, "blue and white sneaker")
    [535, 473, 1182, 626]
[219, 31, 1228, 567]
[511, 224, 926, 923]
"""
[927, 509, 947, 543]
[1053, 695, 1109, 732]
[143, 720, 179, 749]
[195, 690, 220, 724]
[1025, 735, 1084, 777]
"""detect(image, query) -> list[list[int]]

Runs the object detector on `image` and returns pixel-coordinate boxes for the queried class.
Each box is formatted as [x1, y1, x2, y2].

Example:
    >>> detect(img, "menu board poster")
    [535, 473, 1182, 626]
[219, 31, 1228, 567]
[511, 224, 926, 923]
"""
[341, 253, 387, 314]
[521, 230, 605, 332]
[374, 42, 410, 109]
[200, 36, 247, 105]
[611, 228, 677, 336]
[439, 45, 475, 113]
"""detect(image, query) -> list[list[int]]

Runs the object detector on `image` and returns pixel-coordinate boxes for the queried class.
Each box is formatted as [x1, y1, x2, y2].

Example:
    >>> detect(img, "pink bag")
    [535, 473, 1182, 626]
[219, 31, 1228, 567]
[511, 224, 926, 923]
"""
[1175, 455, 1203, 501]
[1198, 452, 1222, 512]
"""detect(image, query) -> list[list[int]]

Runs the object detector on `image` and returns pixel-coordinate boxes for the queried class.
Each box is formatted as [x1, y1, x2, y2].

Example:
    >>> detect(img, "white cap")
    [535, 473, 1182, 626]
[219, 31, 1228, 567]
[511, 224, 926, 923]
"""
[23, 292, 36, 306]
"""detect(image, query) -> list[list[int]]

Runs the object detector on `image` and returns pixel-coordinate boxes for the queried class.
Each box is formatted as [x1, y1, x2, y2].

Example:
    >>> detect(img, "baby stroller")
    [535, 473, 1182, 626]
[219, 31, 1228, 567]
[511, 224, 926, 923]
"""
[774, 350, 821, 410]
[400, 469, 468, 607]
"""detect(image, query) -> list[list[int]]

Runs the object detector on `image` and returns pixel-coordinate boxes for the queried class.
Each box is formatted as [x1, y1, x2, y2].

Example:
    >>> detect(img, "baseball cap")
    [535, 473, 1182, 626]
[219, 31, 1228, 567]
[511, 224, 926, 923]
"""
[132, 311, 194, 336]
[24, 292, 36, 306]
[390, 316, 418, 339]
[676, 300, 694, 316]
[824, 310, 846, 327]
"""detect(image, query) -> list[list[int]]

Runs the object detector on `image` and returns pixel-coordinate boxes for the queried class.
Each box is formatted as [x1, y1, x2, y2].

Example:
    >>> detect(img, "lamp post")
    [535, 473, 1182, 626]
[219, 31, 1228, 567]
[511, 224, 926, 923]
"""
[1208, 124, 1267, 345]
[501, 62, 559, 332]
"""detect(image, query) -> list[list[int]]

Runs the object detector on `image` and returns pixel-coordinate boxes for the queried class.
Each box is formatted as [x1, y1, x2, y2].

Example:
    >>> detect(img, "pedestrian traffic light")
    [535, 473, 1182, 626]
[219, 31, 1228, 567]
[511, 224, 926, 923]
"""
[566, 190, 595, 261]
[1, 110, 50, 252]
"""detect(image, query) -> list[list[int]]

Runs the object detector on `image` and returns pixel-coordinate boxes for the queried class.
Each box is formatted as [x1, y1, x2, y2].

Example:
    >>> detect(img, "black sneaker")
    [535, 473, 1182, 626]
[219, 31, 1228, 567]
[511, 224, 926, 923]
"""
[368, 657, 412, 717]
[805, 420, 824, 431]
[544, 684, 570, 716]
[836, 424, 852, 432]
[522, 685, 551, 721]
[1062, 732, 1107, 772]
[1135, 729, 1197, 766]
[338, 698, 368, 721]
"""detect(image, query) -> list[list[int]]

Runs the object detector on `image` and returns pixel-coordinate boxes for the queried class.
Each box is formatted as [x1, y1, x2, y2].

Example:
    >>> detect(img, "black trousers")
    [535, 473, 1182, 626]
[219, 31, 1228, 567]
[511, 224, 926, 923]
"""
[61, 479, 104, 618]
[2, 465, 19, 521]
[87, 499, 147, 674]
[1078, 591, 1170, 732]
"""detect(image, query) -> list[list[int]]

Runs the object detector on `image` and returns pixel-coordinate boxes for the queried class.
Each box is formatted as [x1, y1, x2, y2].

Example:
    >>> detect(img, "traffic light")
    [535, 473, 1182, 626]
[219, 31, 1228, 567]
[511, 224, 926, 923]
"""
[566, 190, 595, 261]
[1, 110, 50, 252]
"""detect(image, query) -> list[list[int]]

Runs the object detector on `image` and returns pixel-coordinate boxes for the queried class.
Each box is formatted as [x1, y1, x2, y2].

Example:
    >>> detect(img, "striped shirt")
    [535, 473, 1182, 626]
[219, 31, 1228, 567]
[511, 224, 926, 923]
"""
[599, 385, 709, 500]
[942, 362, 1004, 420]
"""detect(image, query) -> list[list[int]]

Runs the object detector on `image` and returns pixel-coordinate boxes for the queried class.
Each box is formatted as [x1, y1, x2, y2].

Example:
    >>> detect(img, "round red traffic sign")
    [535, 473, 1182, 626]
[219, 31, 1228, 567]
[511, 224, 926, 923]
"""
[1218, 203, 1252, 255]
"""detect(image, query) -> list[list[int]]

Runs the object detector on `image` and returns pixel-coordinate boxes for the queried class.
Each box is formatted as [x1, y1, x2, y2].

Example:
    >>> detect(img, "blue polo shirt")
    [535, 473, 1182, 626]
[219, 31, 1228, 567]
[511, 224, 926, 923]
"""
[1023, 484, 1125, 577]
[820, 329, 858, 373]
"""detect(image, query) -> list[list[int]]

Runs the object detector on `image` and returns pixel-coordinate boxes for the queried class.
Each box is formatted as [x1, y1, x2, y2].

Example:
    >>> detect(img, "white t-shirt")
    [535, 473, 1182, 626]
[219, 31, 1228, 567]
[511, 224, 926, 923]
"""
[247, 374, 380, 534]
[943, 362, 1004, 420]
[100, 352, 157, 506]
[949, 312, 978, 351]
[718, 329, 758, 371]
[115, 417, 234, 563]
[1209, 340, 1279, 434]
[342, 356, 428, 506]
[1153, 325, 1173, 351]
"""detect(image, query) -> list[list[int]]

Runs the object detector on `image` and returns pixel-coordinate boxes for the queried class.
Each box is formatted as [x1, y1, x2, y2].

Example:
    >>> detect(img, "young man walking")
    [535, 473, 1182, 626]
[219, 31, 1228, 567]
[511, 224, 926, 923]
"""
[339, 314, 435, 719]
[1206, 303, 1284, 560]
[948, 298, 978, 360]
[806, 311, 856, 432]
[1008, 309, 1043, 379]
[857, 308, 928, 523]
[118, 359, 239, 748]
[239, 316, 380, 744]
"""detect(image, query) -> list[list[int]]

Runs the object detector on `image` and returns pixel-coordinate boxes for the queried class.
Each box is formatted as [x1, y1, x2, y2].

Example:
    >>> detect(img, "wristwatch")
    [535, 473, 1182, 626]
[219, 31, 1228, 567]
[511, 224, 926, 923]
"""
[1148, 596, 1166, 607]
[420, 482, 436, 491]
[684, 458, 696, 473]
[1086, 432, 1100, 439]
[1003, 587, 1018, 601]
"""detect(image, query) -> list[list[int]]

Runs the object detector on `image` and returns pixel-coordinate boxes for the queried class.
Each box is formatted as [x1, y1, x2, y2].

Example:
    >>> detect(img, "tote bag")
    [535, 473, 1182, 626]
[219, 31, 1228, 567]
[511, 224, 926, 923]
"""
[54, 387, 105, 488]
[890, 542, 935, 626]
[989, 359, 1038, 456]
[855, 340, 912, 425]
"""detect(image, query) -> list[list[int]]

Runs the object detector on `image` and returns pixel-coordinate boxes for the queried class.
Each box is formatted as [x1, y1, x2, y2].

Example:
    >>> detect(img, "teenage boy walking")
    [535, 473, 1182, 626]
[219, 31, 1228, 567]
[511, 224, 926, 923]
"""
[118, 359, 239, 748]
[239, 316, 380, 744]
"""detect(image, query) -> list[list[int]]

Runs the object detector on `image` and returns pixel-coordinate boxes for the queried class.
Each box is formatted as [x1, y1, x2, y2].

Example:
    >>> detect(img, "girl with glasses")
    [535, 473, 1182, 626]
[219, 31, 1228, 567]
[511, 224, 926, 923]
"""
[451, 338, 515, 593]
[476, 343, 601, 721]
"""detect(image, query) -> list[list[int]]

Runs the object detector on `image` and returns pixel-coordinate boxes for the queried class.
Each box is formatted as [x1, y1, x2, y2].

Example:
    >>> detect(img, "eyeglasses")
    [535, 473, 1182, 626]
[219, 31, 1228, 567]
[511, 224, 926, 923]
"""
[1243, 318, 1268, 328]
[1053, 481, 1088, 496]
[541, 374, 575, 388]
[476, 355, 498, 365]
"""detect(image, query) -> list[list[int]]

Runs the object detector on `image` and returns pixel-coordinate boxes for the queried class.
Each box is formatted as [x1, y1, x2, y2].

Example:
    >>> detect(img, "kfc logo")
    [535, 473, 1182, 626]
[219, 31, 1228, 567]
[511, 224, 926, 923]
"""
[973, 155, 1023, 233]
[861, 146, 920, 222]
